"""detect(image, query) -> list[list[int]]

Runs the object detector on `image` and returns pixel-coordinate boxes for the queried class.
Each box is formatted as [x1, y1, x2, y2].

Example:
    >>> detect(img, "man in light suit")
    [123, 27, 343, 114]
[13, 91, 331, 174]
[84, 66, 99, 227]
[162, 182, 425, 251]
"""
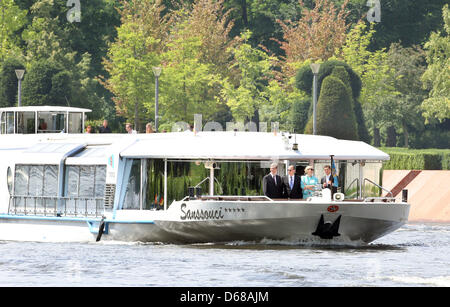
[282, 165, 303, 199]
[262, 163, 284, 199]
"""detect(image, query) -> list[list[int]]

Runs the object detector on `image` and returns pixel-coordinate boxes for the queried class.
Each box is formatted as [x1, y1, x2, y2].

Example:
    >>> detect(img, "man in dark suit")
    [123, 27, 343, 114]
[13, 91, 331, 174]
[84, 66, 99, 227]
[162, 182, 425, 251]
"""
[99, 120, 112, 133]
[263, 163, 284, 199]
[282, 165, 303, 199]
[321, 165, 338, 195]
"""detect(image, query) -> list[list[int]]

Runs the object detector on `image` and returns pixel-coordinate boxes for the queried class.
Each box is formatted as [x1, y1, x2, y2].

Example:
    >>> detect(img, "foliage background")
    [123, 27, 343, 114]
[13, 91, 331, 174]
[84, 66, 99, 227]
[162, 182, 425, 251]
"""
[0, 0, 448, 148]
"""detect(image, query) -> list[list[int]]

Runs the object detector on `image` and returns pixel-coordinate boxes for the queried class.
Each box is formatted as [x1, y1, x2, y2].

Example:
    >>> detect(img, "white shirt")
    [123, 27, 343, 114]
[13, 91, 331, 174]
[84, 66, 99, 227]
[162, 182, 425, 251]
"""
[271, 173, 277, 185]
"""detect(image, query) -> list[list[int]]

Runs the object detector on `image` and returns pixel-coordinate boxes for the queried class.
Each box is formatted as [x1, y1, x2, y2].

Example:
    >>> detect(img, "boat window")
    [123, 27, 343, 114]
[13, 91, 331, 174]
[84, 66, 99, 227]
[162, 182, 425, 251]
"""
[65, 165, 106, 198]
[28, 165, 44, 196]
[14, 165, 29, 196]
[0, 112, 5, 134]
[13, 165, 59, 213]
[7, 167, 13, 195]
[361, 161, 383, 197]
[140, 160, 269, 209]
[44, 165, 58, 196]
[68, 112, 82, 133]
[37, 112, 66, 133]
[80, 166, 95, 197]
[338, 160, 383, 198]
[6, 112, 14, 134]
[95, 166, 106, 198]
[14, 165, 59, 197]
[16, 112, 36, 134]
[123, 159, 141, 209]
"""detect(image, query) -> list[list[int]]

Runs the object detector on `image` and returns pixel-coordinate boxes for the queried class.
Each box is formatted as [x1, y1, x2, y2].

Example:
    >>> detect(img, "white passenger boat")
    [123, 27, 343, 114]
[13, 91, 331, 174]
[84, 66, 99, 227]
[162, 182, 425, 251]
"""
[0, 106, 410, 244]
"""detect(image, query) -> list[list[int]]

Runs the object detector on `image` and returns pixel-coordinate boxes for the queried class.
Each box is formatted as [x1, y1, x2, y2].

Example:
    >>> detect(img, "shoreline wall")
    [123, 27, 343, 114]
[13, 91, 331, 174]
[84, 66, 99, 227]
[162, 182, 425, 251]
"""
[382, 170, 450, 223]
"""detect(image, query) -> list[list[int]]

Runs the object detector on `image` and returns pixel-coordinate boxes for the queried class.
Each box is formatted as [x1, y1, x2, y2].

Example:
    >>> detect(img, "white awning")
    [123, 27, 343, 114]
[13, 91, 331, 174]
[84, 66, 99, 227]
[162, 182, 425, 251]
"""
[119, 132, 390, 161]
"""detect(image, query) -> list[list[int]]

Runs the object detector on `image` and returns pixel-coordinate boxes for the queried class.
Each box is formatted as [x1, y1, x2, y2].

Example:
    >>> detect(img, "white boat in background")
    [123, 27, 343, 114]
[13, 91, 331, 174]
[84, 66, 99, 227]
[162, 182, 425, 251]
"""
[0, 106, 410, 244]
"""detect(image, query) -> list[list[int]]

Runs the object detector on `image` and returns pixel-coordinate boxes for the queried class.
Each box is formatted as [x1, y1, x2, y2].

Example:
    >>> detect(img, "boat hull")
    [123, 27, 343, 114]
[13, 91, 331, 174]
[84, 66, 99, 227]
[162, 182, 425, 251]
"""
[130, 200, 410, 244]
[0, 200, 410, 245]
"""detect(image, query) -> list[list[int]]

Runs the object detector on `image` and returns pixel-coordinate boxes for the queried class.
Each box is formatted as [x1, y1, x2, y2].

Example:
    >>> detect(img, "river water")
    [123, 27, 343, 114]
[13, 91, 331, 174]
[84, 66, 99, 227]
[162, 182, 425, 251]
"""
[0, 222, 449, 287]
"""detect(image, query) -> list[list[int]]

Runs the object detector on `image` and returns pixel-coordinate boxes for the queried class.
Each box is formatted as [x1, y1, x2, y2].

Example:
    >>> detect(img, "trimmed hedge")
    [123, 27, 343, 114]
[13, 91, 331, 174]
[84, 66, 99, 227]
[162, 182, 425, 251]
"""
[381, 147, 450, 170]
[304, 75, 358, 140]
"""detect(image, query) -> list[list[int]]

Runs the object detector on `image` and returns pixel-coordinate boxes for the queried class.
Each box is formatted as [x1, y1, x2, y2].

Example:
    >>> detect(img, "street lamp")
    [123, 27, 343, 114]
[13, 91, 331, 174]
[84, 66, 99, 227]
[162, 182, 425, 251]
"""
[15, 69, 25, 107]
[310, 63, 320, 135]
[152, 66, 162, 132]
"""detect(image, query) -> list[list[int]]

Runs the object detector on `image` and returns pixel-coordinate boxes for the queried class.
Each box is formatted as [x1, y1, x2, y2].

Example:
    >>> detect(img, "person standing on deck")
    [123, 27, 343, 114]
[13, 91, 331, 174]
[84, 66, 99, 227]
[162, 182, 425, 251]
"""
[125, 123, 137, 134]
[321, 165, 338, 195]
[263, 163, 285, 199]
[99, 120, 112, 133]
[301, 166, 319, 198]
[283, 165, 303, 199]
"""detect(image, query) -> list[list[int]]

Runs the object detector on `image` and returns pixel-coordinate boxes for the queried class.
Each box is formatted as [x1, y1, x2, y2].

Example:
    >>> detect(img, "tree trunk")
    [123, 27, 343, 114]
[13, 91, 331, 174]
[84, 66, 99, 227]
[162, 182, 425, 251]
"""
[386, 126, 397, 147]
[251, 108, 259, 131]
[134, 101, 139, 132]
[241, 0, 248, 28]
[402, 121, 409, 148]
[373, 127, 381, 147]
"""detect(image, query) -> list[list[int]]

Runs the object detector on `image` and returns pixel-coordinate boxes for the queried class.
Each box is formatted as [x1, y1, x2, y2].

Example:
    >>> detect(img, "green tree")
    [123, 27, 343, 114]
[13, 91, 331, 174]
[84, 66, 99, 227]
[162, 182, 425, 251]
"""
[341, 21, 398, 146]
[101, 0, 170, 131]
[21, 59, 63, 106]
[421, 4, 450, 124]
[384, 43, 428, 147]
[219, 31, 275, 122]
[0, 0, 27, 61]
[260, 78, 306, 131]
[289, 97, 311, 133]
[158, 27, 222, 124]
[19, 0, 106, 118]
[224, 0, 303, 57]
[369, 0, 449, 50]
[0, 58, 26, 107]
[156, 0, 235, 126]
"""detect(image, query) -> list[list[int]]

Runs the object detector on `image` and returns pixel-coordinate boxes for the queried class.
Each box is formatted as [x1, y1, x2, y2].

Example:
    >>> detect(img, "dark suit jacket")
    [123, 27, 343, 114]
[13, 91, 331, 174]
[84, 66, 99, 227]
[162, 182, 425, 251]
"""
[321, 175, 338, 194]
[98, 126, 112, 133]
[263, 174, 284, 199]
[282, 175, 303, 199]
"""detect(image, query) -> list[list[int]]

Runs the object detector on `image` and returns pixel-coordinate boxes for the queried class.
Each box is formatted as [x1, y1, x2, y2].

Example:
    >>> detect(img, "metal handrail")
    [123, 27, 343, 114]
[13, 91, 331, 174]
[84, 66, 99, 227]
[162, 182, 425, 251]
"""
[194, 177, 210, 188]
[363, 178, 393, 198]
[364, 197, 396, 203]
[345, 178, 359, 199]
[8, 195, 106, 217]
[193, 176, 223, 194]
[185, 195, 274, 202]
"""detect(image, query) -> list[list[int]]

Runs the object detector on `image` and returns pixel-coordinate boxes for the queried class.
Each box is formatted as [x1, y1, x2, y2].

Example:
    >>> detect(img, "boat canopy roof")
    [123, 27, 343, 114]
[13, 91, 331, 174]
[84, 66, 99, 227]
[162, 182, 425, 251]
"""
[16, 142, 86, 165]
[0, 106, 91, 113]
[120, 132, 390, 161]
[1, 132, 390, 163]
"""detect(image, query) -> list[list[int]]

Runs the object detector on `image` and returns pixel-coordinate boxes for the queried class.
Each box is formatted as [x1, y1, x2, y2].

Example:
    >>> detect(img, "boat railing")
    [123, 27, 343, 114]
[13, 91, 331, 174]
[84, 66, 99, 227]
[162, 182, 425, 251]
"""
[183, 195, 274, 202]
[8, 195, 107, 218]
[364, 197, 396, 203]
[345, 178, 359, 199]
[363, 178, 393, 199]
